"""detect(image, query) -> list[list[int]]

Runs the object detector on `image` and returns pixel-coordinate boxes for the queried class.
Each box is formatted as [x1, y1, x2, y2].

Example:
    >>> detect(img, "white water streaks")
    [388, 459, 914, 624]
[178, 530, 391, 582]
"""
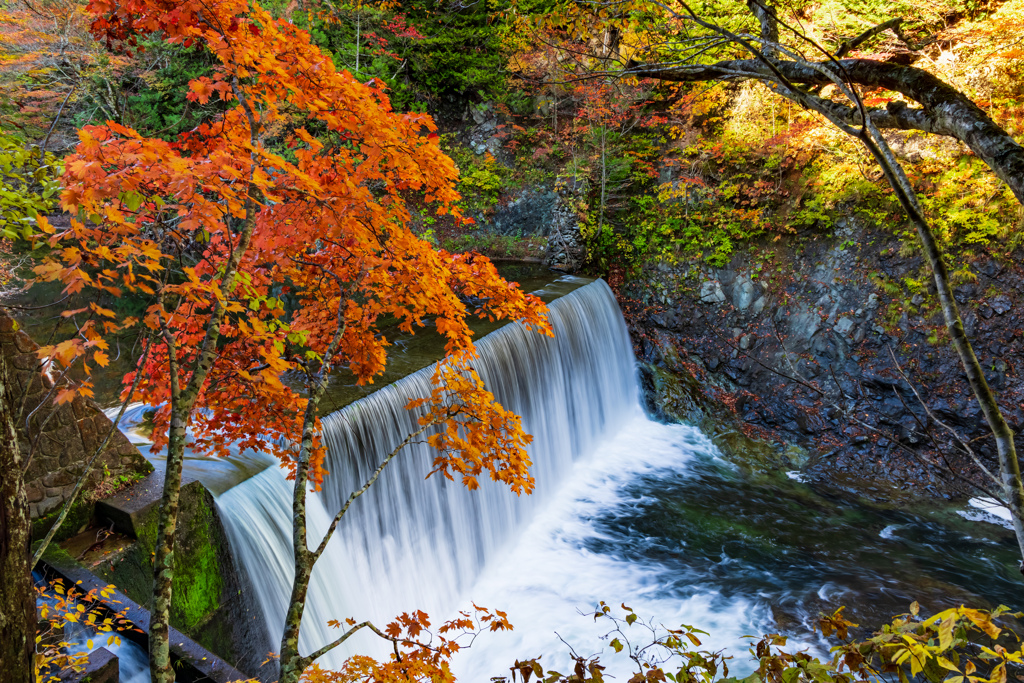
[211, 278, 759, 669]
[958, 497, 1015, 530]
[217, 463, 357, 669]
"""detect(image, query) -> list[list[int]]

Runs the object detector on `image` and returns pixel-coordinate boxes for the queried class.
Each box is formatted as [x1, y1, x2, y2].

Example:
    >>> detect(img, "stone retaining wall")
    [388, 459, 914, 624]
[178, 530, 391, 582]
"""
[0, 315, 152, 519]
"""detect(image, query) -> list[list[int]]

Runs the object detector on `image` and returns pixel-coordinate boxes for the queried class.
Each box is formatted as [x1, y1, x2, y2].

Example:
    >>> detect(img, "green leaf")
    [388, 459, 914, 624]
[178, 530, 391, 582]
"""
[123, 191, 144, 212]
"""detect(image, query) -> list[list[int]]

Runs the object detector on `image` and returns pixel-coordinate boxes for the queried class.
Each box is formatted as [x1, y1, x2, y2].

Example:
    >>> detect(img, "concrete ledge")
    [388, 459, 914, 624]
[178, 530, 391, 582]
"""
[39, 550, 246, 683]
[60, 647, 119, 683]
[94, 472, 172, 539]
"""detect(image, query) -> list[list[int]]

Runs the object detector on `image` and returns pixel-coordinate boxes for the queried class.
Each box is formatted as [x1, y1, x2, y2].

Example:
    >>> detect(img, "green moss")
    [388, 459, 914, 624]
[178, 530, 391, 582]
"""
[32, 497, 93, 544]
[33, 538, 81, 569]
[95, 544, 153, 608]
[170, 485, 223, 632]
[95, 481, 223, 634]
[645, 363, 804, 474]
[189, 609, 234, 660]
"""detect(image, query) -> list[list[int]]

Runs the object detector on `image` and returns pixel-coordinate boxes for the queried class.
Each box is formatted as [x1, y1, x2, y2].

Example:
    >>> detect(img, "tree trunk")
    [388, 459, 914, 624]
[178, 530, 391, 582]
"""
[856, 127, 1024, 565]
[0, 351, 35, 683]
[906, 196, 1024, 563]
[599, 126, 607, 234]
[144, 203, 256, 683]
[148, 409, 188, 683]
[278, 384, 327, 683]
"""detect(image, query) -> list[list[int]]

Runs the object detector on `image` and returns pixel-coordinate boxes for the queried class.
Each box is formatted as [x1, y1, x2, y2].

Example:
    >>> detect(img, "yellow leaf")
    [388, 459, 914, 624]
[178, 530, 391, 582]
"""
[939, 616, 955, 650]
[963, 609, 1001, 639]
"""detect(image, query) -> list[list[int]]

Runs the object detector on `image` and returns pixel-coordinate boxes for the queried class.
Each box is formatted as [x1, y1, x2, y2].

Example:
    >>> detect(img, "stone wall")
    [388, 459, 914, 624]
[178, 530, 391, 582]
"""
[0, 315, 153, 519]
[622, 217, 1024, 500]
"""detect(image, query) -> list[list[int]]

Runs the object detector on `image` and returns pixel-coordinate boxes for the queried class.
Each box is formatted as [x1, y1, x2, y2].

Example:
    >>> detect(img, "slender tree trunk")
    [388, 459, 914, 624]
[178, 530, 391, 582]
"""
[0, 352, 34, 683]
[146, 202, 257, 683]
[278, 386, 326, 683]
[149, 408, 189, 683]
[599, 126, 607, 234]
[858, 128, 1024, 564]
[914, 207, 1024, 562]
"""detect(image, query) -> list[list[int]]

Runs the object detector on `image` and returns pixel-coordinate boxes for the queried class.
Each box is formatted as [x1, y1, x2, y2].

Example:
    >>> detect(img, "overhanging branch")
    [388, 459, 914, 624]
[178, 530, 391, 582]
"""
[624, 57, 1024, 204]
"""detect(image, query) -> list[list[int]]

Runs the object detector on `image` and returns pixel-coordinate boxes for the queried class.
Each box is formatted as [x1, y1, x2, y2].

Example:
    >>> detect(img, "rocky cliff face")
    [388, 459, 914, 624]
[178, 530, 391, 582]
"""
[618, 217, 1024, 500]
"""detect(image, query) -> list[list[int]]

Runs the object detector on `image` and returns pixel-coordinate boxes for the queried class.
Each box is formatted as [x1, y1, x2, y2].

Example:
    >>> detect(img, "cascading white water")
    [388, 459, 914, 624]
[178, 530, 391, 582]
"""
[216, 278, 647, 668]
[108, 273, 1024, 680]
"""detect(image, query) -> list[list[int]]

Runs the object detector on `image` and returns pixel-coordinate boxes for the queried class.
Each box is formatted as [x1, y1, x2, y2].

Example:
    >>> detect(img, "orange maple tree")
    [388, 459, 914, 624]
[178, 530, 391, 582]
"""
[30, 0, 551, 679]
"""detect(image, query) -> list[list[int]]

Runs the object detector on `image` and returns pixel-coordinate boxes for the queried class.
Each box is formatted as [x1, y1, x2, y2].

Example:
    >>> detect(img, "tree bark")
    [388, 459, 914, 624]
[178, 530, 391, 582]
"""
[625, 58, 1024, 204]
[0, 351, 35, 683]
[853, 123, 1024, 565]
[278, 380, 326, 683]
[147, 201, 257, 683]
[148, 407, 188, 683]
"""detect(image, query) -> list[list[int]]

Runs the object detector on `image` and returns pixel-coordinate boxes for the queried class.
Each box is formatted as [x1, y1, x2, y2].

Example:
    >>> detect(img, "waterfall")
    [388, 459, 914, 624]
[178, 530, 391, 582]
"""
[216, 279, 642, 667]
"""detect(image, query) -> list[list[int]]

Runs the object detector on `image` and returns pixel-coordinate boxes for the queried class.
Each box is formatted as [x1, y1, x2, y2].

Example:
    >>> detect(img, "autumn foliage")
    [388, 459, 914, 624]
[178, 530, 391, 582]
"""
[25, 0, 549, 677]
[33, 0, 550, 470]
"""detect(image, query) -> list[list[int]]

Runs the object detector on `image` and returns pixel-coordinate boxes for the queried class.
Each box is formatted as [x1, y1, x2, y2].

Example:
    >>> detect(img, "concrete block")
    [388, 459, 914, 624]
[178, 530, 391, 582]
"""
[59, 647, 119, 683]
[95, 472, 164, 538]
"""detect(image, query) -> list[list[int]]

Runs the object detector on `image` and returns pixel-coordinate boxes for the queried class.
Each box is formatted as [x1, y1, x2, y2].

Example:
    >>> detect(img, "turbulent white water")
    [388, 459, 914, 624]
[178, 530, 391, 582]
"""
[213, 278, 766, 674]
[448, 416, 765, 680]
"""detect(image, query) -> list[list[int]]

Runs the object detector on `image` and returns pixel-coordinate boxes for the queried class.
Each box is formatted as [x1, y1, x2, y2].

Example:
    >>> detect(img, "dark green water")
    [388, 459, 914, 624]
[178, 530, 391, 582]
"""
[593, 449, 1019, 637]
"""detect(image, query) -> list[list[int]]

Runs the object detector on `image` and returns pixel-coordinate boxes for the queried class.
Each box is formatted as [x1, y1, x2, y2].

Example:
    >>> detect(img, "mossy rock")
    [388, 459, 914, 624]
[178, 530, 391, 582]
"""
[641, 362, 805, 474]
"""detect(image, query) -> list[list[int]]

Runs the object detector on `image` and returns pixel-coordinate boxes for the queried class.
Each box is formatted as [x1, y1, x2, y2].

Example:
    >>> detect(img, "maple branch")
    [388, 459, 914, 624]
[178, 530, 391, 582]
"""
[834, 18, 902, 58]
[884, 381, 1008, 504]
[311, 423, 430, 564]
[22, 352, 87, 474]
[2, 297, 73, 317]
[296, 620, 373, 668]
[884, 345, 1005, 493]
[40, 85, 76, 152]
[296, 618, 445, 670]
[702, 317, 997, 499]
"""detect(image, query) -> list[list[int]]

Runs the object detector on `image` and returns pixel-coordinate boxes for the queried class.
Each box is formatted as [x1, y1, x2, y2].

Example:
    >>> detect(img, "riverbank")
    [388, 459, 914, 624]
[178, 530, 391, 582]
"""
[614, 215, 1024, 504]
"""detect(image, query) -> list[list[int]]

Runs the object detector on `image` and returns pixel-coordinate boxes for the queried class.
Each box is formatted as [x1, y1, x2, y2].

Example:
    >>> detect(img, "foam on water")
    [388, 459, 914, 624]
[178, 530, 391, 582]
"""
[450, 416, 766, 680]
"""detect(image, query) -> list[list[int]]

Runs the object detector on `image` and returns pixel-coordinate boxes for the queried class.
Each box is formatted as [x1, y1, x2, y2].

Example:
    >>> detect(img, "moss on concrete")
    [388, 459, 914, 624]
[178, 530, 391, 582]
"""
[93, 480, 238, 663]
[34, 538, 81, 569]
[32, 496, 93, 544]
[169, 483, 223, 632]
